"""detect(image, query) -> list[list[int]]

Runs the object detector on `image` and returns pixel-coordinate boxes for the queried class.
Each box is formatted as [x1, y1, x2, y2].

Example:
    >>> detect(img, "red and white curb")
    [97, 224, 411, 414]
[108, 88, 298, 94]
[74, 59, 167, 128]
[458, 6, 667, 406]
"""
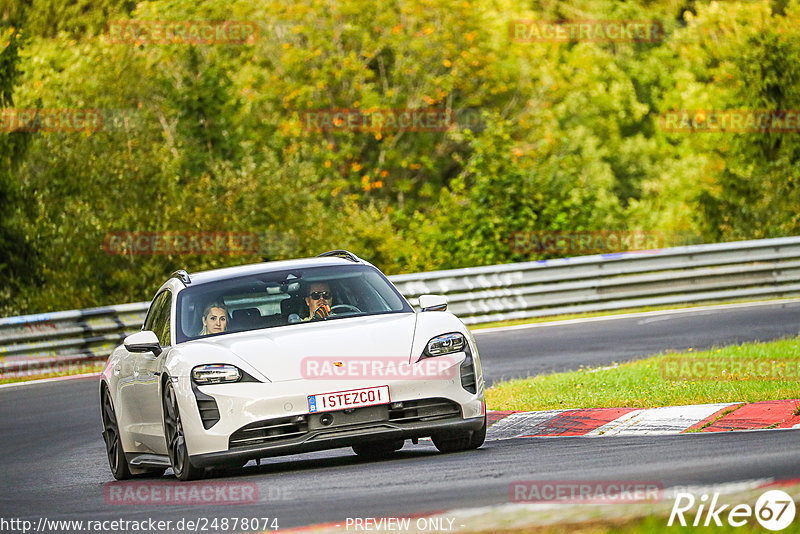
[486, 400, 800, 439]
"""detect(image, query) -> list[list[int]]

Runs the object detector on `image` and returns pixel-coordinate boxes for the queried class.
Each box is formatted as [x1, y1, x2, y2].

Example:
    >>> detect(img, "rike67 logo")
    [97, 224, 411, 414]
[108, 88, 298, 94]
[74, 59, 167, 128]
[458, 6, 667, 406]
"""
[669, 490, 796, 531]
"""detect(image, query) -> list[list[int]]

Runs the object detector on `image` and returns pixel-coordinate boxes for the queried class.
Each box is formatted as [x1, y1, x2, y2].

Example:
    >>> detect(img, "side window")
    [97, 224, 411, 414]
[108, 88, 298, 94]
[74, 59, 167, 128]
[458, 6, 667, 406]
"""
[153, 291, 172, 347]
[144, 291, 172, 347]
[143, 293, 163, 332]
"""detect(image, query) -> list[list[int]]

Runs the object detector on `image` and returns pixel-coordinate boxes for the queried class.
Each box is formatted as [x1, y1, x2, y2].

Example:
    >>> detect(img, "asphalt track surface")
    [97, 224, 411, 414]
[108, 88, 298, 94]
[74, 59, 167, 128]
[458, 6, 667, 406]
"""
[1, 301, 799, 530]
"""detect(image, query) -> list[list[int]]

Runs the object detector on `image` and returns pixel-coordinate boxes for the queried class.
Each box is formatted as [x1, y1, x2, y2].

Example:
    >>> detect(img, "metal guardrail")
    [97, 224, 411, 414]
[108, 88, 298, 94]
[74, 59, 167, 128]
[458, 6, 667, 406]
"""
[394, 236, 800, 324]
[0, 302, 149, 377]
[3, 236, 800, 377]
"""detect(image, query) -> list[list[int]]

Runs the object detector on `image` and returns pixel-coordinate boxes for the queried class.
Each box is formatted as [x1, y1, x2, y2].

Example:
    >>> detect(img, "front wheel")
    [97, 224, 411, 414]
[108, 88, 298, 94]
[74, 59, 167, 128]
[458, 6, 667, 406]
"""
[432, 415, 487, 453]
[163, 381, 204, 481]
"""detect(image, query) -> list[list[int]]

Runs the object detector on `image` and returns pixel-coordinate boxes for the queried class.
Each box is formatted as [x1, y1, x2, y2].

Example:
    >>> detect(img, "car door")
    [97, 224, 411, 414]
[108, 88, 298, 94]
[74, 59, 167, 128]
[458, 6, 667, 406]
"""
[132, 290, 172, 452]
[113, 346, 139, 442]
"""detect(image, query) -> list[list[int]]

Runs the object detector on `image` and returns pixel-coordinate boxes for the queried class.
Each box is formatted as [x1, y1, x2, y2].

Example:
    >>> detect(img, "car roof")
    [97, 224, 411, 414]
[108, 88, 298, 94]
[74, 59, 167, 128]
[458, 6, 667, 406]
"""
[179, 256, 372, 287]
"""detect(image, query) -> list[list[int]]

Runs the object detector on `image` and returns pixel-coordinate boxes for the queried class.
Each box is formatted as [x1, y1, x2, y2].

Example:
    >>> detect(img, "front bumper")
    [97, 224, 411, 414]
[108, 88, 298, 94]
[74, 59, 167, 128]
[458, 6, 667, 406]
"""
[190, 407, 485, 468]
[176, 353, 485, 459]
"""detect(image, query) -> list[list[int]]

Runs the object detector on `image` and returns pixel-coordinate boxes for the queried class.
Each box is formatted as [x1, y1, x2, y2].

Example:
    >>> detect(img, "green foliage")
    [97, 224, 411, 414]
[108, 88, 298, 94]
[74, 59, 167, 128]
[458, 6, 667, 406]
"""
[1, 0, 799, 315]
[679, 2, 800, 239]
[0, 6, 38, 315]
[21, 0, 135, 39]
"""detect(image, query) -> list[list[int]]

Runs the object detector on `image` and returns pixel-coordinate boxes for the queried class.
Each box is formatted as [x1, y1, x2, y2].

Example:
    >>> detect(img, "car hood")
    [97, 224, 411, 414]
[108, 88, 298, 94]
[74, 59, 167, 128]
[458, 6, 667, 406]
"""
[201, 313, 418, 382]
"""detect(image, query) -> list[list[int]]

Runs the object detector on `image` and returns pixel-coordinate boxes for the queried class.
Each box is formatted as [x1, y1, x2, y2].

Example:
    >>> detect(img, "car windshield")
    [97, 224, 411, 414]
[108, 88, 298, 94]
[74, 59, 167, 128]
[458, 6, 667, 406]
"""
[175, 264, 413, 343]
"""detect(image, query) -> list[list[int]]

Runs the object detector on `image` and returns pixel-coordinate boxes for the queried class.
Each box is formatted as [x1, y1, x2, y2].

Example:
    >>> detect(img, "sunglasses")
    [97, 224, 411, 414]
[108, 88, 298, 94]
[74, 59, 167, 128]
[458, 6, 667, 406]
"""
[308, 291, 331, 300]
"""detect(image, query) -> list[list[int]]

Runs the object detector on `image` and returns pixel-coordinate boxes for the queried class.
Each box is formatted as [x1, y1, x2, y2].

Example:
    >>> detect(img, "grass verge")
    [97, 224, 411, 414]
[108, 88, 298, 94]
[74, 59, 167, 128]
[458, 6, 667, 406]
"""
[486, 337, 800, 411]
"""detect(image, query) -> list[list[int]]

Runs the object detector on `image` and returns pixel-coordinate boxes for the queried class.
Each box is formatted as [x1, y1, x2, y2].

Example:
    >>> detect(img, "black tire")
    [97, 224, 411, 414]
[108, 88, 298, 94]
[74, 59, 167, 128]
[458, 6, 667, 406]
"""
[352, 439, 404, 458]
[432, 415, 487, 453]
[163, 381, 204, 481]
[101, 387, 133, 480]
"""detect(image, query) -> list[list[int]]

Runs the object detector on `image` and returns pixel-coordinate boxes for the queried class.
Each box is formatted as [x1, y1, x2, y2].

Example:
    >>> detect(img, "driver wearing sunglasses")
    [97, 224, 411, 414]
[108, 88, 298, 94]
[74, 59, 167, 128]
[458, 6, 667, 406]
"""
[304, 282, 333, 321]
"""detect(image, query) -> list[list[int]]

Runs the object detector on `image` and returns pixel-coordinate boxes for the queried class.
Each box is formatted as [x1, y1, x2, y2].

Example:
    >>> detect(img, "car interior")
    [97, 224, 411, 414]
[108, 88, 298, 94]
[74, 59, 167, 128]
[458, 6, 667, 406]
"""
[175, 266, 409, 343]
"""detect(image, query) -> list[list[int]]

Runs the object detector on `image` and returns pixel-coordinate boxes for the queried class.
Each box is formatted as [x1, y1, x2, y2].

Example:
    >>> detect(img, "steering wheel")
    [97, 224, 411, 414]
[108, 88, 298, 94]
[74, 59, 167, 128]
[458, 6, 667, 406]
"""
[331, 304, 361, 314]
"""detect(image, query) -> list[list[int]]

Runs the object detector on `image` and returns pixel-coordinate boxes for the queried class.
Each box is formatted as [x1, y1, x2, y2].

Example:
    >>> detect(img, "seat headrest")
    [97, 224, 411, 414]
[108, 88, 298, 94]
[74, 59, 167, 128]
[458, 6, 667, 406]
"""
[232, 308, 260, 324]
[280, 295, 306, 318]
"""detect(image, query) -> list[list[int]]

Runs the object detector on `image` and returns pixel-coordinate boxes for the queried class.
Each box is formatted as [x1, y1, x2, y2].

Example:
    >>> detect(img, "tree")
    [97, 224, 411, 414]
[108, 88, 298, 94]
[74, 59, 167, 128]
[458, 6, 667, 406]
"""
[0, 3, 38, 314]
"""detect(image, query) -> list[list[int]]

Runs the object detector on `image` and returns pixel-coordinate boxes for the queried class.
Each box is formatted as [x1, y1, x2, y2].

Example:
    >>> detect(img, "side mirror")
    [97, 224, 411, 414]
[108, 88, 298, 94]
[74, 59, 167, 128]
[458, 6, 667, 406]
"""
[418, 294, 448, 312]
[124, 330, 163, 357]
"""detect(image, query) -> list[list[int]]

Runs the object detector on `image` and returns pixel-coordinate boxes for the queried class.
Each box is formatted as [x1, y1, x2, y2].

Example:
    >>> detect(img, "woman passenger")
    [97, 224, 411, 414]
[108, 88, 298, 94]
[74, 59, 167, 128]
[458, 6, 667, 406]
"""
[200, 301, 228, 335]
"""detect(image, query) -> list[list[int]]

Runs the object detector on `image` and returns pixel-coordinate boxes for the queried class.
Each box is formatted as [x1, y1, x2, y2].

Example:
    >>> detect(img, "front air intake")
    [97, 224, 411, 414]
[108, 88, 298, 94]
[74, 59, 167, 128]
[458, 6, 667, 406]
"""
[229, 415, 309, 448]
[388, 398, 461, 423]
[460, 351, 477, 393]
[192, 384, 220, 429]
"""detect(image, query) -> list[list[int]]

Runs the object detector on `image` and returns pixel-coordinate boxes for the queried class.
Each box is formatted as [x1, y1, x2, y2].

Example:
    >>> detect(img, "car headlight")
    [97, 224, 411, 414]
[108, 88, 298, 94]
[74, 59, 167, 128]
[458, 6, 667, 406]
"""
[192, 364, 242, 384]
[422, 332, 466, 359]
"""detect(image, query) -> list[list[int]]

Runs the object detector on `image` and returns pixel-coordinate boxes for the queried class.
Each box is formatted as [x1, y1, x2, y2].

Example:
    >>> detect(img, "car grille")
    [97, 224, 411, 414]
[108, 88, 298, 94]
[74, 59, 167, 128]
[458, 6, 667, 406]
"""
[228, 398, 462, 449]
[229, 415, 309, 448]
[387, 398, 461, 423]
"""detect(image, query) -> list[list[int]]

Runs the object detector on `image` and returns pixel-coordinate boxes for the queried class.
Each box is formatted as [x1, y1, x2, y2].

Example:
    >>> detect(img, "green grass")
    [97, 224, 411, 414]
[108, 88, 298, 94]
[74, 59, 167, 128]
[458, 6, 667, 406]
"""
[469, 296, 800, 331]
[486, 337, 800, 411]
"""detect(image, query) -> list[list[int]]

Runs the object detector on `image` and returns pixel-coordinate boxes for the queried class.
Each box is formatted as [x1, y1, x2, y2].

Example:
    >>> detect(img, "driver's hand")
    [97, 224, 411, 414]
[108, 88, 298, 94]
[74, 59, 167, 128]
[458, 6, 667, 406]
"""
[313, 304, 331, 320]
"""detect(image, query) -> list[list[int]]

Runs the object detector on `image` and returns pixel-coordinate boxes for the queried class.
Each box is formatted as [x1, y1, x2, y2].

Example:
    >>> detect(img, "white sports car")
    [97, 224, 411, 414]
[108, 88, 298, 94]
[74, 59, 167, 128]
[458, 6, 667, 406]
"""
[100, 251, 486, 480]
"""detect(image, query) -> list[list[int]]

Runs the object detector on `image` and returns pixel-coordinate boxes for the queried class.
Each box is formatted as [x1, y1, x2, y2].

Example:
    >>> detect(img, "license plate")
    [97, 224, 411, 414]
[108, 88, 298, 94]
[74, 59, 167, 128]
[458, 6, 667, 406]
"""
[308, 385, 390, 413]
